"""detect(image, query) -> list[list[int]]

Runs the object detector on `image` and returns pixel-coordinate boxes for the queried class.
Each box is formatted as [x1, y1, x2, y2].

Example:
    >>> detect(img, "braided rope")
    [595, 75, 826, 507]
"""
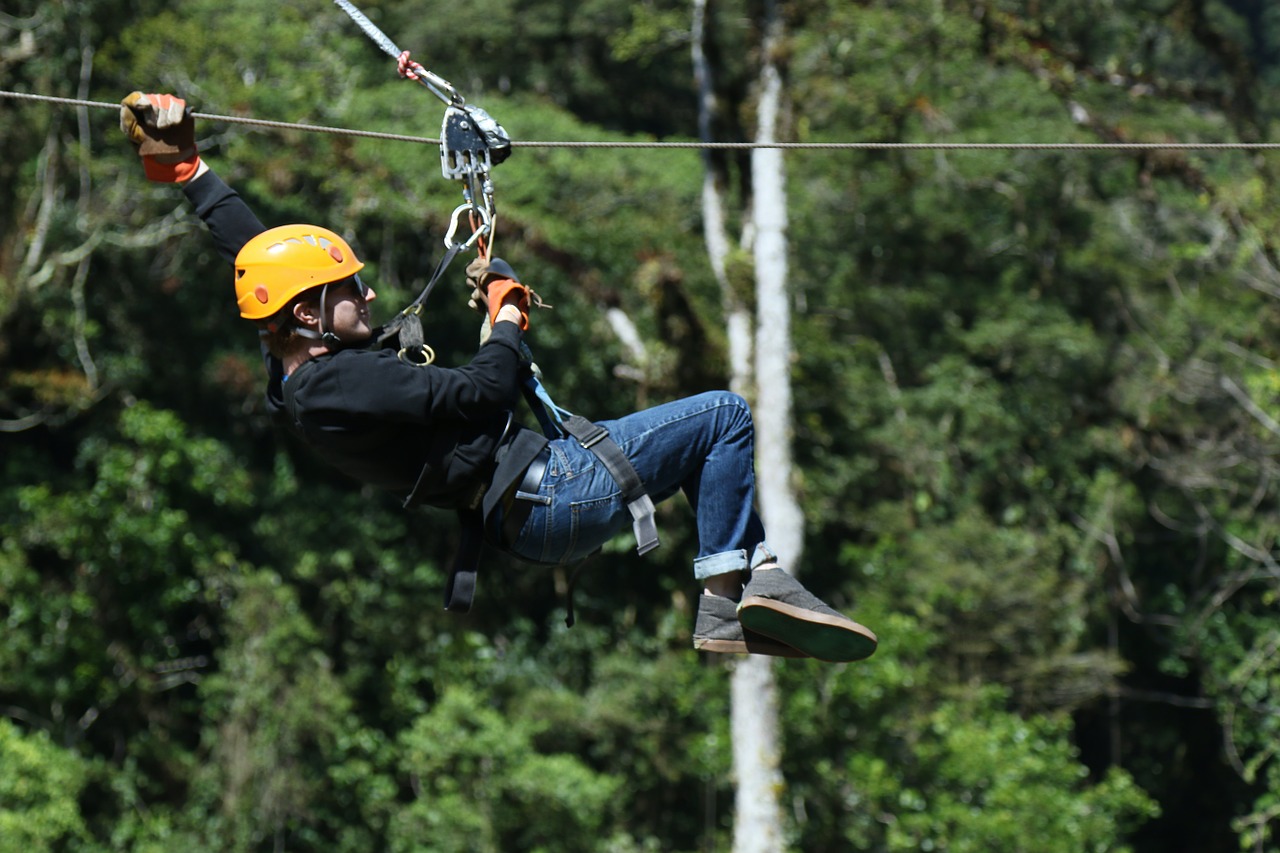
[6, 88, 1280, 151]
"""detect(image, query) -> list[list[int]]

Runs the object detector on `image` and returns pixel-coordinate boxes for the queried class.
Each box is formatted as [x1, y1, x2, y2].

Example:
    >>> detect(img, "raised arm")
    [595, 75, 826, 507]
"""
[182, 168, 266, 265]
[119, 91, 266, 262]
[121, 91, 280, 384]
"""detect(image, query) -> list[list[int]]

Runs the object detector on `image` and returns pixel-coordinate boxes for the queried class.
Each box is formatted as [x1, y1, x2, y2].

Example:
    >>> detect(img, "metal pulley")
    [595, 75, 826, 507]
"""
[440, 103, 511, 181]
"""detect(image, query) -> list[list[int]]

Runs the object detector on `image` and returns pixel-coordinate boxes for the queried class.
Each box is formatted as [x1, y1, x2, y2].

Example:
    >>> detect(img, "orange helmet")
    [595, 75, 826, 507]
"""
[234, 224, 365, 320]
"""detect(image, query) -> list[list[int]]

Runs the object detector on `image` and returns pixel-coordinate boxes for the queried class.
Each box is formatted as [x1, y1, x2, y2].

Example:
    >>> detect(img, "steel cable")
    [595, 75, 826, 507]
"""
[7, 89, 1280, 151]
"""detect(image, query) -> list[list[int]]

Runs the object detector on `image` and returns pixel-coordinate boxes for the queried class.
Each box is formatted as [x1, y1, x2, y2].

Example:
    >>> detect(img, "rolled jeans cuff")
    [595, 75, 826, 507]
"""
[750, 542, 778, 569]
[693, 549, 748, 580]
[693, 542, 777, 580]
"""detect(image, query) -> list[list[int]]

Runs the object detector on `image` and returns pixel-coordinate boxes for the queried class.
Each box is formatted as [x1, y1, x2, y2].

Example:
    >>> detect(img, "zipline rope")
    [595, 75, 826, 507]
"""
[6, 89, 1280, 151]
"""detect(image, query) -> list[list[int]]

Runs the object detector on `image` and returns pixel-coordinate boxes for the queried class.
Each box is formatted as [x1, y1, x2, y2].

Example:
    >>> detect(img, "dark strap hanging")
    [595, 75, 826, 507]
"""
[445, 511, 484, 612]
[376, 240, 466, 365]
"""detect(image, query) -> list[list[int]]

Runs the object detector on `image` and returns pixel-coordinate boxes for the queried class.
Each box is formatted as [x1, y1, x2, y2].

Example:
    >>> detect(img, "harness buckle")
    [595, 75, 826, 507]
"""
[576, 423, 610, 449]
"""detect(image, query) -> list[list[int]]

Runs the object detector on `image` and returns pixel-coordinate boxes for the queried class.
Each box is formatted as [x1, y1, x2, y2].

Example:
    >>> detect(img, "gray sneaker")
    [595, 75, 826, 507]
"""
[693, 593, 808, 658]
[737, 568, 878, 662]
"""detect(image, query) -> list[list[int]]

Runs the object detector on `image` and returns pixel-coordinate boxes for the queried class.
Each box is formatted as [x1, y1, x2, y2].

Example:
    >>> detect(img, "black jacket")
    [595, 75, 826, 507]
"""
[184, 169, 548, 520]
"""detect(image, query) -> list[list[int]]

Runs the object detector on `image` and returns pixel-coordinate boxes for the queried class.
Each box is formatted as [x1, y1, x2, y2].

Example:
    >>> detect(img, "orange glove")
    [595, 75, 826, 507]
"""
[487, 278, 530, 330]
[119, 92, 201, 182]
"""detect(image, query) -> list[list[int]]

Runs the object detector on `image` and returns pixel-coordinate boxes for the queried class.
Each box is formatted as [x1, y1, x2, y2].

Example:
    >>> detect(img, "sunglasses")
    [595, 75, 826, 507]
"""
[335, 274, 370, 300]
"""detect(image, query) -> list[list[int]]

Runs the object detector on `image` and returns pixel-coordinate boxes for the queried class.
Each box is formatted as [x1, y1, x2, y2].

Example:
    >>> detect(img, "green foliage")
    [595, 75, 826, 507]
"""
[9, 0, 1280, 850]
[869, 696, 1158, 852]
[3, 402, 250, 746]
[0, 719, 89, 852]
[195, 569, 352, 849]
[777, 618, 1154, 851]
[391, 687, 622, 853]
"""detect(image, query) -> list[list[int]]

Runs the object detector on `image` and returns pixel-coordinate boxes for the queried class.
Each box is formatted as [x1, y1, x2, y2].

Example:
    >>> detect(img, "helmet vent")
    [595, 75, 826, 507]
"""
[267, 235, 338, 256]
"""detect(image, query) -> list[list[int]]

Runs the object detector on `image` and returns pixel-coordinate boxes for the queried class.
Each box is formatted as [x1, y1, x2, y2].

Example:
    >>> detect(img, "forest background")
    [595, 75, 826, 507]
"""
[4, 0, 1280, 851]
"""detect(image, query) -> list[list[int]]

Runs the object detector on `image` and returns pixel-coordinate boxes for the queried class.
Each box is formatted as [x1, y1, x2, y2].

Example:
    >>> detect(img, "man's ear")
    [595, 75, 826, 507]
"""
[293, 299, 319, 327]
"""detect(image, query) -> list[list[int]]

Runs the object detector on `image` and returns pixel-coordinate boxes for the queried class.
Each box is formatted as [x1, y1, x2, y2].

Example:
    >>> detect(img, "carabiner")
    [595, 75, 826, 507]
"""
[414, 68, 466, 109]
[395, 50, 466, 108]
[444, 202, 492, 250]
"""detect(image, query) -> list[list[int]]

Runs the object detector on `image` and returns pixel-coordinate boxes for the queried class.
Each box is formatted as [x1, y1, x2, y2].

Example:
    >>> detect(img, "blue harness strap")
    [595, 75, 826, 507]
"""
[519, 342, 571, 437]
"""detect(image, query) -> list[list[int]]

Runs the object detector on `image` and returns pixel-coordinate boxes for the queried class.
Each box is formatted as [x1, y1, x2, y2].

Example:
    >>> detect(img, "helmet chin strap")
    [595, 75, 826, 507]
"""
[289, 283, 344, 347]
[317, 282, 343, 347]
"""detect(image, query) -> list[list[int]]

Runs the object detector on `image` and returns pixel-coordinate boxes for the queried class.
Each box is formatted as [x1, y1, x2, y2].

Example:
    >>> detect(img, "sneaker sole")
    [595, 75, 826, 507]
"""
[737, 596, 878, 663]
[695, 636, 809, 658]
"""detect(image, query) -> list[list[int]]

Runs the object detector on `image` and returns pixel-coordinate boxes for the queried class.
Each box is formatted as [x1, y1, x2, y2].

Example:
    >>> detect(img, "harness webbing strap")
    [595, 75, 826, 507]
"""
[517, 367, 660, 557]
[560, 414, 661, 556]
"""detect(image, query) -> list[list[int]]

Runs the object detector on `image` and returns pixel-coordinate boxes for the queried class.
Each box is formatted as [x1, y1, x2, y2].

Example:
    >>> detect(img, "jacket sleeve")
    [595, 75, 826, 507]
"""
[324, 322, 530, 424]
[424, 321, 529, 417]
[182, 168, 267, 264]
[180, 168, 281, 382]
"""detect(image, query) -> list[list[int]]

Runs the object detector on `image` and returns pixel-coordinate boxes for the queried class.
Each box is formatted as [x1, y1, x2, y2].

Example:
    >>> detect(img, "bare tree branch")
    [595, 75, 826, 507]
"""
[18, 128, 60, 282]
[1218, 374, 1280, 438]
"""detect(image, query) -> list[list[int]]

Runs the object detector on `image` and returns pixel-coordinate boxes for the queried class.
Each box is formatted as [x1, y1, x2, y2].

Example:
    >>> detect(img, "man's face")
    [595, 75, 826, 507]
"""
[300, 275, 377, 343]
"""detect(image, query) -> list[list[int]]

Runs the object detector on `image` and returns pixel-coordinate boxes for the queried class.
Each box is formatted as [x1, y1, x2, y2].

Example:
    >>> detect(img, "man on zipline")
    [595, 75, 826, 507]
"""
[119, 91, 877, 663]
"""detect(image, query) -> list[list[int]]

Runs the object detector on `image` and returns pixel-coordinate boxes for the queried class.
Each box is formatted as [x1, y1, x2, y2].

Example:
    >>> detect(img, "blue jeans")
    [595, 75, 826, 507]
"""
[506, 391, 774, 579]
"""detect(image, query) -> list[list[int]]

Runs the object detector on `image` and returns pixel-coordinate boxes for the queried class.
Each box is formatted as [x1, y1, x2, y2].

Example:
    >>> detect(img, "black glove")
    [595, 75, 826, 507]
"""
[485, 257, 520, 283]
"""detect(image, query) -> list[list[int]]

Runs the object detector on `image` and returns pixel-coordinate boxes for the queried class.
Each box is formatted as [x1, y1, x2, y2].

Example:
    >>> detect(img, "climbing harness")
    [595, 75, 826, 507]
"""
[333, 0, 659, 616]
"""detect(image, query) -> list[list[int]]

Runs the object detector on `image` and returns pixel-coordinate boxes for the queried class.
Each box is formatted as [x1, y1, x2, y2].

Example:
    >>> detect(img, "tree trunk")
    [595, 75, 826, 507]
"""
[693, 1, 795, 850]
[733, 6, 797, 852]
[692, 0, 754, 394]
[730, 653, 785, 853]
[750, 4, 803, 567]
